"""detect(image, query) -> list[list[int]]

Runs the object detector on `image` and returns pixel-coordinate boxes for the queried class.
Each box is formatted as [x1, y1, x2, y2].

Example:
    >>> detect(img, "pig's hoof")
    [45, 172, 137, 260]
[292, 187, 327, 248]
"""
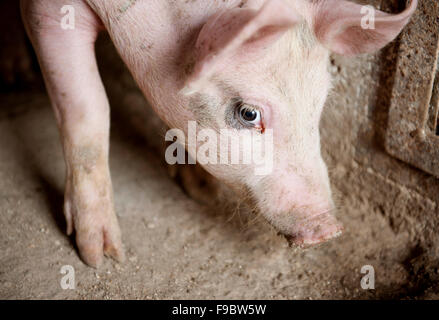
[75, 222, 125, 268]
[70, 216, 125, 268]
[64, 195, 125, 268]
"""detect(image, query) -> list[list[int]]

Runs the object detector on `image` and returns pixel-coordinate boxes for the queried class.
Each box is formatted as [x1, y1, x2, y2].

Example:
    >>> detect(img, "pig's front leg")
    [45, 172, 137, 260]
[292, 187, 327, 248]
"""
[21, 0, 124, 267]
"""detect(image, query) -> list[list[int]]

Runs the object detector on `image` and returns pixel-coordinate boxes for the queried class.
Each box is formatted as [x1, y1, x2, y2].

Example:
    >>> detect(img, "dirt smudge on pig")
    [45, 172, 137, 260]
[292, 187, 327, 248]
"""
[71, 144, 103, 174]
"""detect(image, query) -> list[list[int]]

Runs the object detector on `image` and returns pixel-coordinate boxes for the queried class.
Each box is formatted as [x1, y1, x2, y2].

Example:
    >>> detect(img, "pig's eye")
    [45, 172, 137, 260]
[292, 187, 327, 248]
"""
[236, 103, 262, 128]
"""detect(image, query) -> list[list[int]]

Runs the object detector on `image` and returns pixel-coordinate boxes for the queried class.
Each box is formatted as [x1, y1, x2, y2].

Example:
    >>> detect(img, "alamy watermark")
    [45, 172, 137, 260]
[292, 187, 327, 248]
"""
[165, 121, 274, 175]
[60, 5, 75, 30]
[360, 265, 375, 290]
[361, 5, 376, 30]
[60, 265, 75, 289]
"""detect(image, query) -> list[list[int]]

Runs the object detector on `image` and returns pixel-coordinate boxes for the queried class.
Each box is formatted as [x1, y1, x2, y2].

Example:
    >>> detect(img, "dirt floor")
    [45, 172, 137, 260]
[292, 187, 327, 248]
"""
[1, 0, 439, 301]
[1, 88, 438, 300]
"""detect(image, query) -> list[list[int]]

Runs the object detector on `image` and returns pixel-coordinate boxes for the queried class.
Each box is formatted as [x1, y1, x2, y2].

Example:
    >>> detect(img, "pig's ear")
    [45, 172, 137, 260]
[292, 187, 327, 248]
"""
[182, 0, 300, 94]
[310, 0, 417, 56]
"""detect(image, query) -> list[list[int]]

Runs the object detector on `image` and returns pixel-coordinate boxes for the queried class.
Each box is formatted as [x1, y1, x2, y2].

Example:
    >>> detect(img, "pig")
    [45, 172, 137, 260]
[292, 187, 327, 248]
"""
[20, 0, 417, 267]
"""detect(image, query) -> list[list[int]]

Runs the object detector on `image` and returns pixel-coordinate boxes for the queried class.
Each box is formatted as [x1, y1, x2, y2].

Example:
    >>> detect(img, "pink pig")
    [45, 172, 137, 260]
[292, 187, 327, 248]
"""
[20, 0, 417, 267]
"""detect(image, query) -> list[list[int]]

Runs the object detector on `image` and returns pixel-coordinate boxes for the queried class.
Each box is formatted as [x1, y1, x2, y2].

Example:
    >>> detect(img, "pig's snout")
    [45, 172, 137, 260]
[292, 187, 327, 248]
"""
[282, 210, 343, 248]
[252, 167, 343, 248]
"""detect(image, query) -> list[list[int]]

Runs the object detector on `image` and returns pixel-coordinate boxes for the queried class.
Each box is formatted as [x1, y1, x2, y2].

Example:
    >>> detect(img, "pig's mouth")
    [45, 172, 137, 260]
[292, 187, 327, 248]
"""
[279, 212, 344, 248]
[261, 206, 344, 248]
[282, 225, 343, 249]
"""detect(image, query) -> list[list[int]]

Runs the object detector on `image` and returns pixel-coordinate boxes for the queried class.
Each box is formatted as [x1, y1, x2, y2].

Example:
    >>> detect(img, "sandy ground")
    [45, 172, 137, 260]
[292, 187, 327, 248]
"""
[1, 89, 438, 300]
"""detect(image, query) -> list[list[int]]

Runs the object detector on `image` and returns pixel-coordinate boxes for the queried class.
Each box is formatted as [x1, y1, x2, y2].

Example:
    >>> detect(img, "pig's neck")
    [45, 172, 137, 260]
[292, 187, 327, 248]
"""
[86, 0, 249, 129]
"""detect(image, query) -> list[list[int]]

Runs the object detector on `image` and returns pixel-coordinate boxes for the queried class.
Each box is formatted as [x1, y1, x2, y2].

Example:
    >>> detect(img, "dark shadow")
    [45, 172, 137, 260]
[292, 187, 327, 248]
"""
[0, 0, 43, 93]
[369, 244, 439, 299]
[34, 173, 67, 236]
[10, 125, 77, 249]
[369, 0, 405, 150]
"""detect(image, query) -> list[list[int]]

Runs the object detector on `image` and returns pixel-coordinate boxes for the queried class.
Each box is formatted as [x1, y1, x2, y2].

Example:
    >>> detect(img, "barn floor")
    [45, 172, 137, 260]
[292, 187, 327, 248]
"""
[0, 91, 437, 300]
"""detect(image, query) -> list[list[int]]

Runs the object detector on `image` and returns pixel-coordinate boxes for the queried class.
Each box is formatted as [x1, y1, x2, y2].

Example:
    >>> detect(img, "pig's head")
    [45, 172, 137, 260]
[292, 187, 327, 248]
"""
[180, 0, 417, 246]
